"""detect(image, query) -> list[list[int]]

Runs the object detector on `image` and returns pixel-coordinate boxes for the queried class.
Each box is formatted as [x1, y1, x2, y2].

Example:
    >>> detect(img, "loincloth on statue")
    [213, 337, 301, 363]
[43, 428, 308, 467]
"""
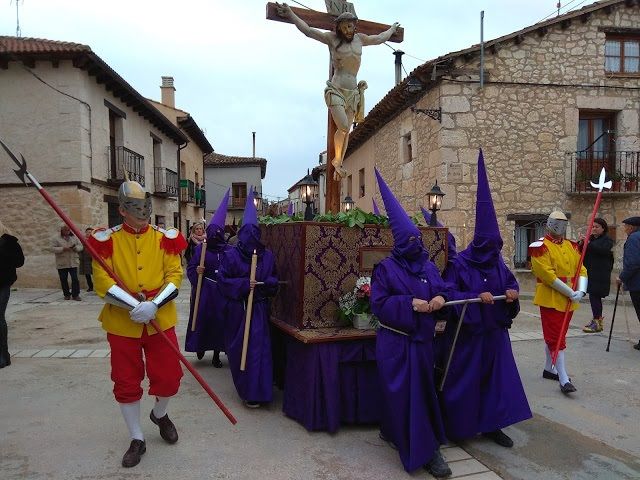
[324, 80, 368, 123]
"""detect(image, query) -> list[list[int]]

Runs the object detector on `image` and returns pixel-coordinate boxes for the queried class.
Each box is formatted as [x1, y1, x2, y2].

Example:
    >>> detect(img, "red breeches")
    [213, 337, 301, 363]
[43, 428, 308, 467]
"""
[107, 326, 183, 403]
[540, 307, 573, 351]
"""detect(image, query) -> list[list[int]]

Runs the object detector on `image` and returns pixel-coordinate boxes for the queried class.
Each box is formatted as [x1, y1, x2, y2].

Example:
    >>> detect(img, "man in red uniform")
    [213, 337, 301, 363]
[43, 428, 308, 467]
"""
[530, 210, 587, 395]
[89, 179, 187, 467]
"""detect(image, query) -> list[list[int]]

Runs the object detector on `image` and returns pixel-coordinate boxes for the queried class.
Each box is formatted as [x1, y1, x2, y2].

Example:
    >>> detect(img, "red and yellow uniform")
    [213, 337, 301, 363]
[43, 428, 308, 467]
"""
[89, 223, 187, 403]
[530, 235, 587, 350]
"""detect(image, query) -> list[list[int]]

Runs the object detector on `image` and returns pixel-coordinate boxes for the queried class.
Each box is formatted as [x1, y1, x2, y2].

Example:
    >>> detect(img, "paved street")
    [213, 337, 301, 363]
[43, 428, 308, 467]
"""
[1, 286, 640, 479]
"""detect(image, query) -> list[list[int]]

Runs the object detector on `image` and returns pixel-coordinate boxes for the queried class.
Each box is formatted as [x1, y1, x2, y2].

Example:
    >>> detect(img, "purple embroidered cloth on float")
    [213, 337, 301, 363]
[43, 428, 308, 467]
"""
[281, 337, 380, 432]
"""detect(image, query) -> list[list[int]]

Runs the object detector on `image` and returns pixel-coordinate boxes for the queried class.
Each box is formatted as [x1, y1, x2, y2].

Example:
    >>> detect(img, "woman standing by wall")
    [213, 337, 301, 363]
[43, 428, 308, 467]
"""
[0, 220, 25, 368]
[580, 218, 614, 333]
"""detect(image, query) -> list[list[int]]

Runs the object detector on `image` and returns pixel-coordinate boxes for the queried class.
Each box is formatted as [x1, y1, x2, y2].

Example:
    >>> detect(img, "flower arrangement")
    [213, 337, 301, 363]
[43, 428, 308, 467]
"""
[338, 276, 378, 328]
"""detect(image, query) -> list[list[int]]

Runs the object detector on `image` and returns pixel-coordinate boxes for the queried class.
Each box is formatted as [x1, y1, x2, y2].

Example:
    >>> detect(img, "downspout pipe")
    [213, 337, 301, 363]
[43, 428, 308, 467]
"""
[177, 141, 188, 231]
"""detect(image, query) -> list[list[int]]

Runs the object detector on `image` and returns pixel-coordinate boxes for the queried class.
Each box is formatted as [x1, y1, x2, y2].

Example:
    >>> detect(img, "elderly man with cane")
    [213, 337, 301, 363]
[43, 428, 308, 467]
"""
[616, 216, 640, 350]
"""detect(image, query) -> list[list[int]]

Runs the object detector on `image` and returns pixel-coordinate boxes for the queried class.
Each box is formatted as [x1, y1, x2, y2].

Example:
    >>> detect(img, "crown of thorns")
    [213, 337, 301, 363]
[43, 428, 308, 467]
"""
[334, 12, 358, 23]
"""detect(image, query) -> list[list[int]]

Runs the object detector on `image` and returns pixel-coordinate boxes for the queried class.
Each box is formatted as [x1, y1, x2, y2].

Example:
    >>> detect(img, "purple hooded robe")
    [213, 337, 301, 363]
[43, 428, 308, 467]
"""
[218, 189, 279, 403]
[185, 190, 230, 353]
[436, 150, 532, 440]
[370, 168, 458, 473]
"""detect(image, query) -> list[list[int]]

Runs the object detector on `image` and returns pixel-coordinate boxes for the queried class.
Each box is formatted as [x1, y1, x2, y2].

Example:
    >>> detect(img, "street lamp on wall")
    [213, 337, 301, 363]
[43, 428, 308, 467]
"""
[427, 181, 445, 226]
[253, 190, 263, 214]
[341, 195, 354, 212]
[298, 170, 319, 221]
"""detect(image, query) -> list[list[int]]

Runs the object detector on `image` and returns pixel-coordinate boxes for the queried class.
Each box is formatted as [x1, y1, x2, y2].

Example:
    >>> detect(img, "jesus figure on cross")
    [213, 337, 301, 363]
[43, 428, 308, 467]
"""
[276, 3, 399, 180]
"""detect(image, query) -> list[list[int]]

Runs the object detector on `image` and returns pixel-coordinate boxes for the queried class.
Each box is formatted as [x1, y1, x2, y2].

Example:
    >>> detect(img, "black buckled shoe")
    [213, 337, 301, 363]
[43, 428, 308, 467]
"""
[560, 381, 577, 394]
[150, 411, 178, 444]
[542, 369, 559, 381]
[633, 341, 640, 351]
[424, 449, 452, 478]
[122, 439, 145, 468]
[482, 429, 514, 448]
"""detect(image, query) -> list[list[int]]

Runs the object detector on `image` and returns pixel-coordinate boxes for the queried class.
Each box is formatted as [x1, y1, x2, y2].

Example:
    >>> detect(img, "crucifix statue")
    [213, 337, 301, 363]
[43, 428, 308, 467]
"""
[267, 1, 403, 213]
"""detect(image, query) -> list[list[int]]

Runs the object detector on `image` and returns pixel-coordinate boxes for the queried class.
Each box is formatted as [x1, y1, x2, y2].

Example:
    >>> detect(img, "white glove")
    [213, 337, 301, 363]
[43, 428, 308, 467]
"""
[570, 291, 585, 303]
[129, 301, 158, 324]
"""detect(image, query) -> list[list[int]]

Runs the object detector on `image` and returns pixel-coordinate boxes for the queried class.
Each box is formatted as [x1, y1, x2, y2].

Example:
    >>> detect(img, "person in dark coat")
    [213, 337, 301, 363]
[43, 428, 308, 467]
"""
[185, 190, 230, 367]
[617, 216, 640, 350]
[218, 187, 279, 408]
[436, 150, 532, 448]
[0, 220, 25, 368]
[78, 227, 94, 292]
[371, 168, 464, 478]
[579, 217, 614, 333]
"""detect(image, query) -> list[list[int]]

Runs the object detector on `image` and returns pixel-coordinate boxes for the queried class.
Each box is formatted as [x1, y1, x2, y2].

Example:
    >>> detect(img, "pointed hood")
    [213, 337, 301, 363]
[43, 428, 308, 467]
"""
[206, 188, 229, 249]
[459, 149, 503, 269]
[238, 186, 264, 257]
[372, 198, 381, 215]
[375, 168, 428, 275]
[287, 202, 293, 216]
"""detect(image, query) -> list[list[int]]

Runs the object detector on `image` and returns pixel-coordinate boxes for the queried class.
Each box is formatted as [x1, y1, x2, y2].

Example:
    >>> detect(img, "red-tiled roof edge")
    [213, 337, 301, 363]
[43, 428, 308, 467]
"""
[204, 152, 267, 178]
[347, 0, 625, 155]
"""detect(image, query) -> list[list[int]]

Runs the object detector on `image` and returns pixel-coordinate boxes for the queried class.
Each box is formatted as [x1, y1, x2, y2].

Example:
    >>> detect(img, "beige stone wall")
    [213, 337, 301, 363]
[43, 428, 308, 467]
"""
[0, 59, 185, 286]
[344, 5, 640, 290]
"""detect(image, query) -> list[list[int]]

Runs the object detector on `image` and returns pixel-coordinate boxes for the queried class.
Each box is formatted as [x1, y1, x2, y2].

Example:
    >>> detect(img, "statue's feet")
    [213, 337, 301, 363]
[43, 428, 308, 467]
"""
[331, 159, 347, 180]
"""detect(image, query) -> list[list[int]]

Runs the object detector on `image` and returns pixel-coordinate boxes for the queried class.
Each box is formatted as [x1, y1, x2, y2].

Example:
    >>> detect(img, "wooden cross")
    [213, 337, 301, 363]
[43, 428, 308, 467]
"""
[266, 2, 403, 213]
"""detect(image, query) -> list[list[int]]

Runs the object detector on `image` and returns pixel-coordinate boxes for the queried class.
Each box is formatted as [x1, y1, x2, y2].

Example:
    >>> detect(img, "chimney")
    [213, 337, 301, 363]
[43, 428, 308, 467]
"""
[160, 76, 175, 108]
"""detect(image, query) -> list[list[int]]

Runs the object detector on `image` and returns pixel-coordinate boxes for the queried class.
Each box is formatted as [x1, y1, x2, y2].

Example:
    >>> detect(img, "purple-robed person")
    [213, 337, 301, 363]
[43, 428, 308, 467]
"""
[437, 150, 532, 448]
[370, 168, 455, 478]
[218, 187, 279, 408]
[185, 189, 230, 367]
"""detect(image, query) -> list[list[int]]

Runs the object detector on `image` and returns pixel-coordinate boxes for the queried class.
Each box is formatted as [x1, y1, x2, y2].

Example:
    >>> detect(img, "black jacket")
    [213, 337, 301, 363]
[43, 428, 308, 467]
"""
[582, 234, 614, 297]
[0, 234, 24, 287]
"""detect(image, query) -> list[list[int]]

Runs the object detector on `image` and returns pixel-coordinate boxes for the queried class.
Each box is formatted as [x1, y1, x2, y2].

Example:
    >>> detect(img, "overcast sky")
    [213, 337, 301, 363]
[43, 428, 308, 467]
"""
[0, 0, 590, 201]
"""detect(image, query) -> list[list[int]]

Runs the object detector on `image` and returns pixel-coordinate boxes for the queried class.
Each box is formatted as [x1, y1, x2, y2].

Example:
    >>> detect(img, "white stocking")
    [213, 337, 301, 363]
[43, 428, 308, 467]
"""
[555, 350, 570, 385]
[120, 401, 144, 441]
[544, 344, 558, 373]
[153, 396, 170, 419]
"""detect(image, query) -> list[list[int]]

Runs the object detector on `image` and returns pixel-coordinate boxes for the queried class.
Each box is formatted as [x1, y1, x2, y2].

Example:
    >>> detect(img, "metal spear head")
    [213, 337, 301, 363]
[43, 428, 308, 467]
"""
[0, 139, 29, 186]
[590, 167, 612, 192]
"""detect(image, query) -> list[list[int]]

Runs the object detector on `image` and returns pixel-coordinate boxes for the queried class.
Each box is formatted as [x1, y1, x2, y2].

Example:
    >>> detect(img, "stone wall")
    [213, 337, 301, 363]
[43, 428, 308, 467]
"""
[344, 3, 640, 291]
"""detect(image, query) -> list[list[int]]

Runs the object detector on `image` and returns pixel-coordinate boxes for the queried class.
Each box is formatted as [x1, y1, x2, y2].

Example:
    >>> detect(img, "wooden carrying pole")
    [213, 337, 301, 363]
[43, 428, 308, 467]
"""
[190, 239, 208, 332]
[240, 249, 258, 371]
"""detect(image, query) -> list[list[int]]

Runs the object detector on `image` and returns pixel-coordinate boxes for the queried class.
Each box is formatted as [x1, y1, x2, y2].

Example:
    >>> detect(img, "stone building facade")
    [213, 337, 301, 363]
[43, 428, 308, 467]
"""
[0, 37, 208, 288]
[149, 77, 213, 234]
[343, 0, 640, 290]
[203, 153, 266, 226]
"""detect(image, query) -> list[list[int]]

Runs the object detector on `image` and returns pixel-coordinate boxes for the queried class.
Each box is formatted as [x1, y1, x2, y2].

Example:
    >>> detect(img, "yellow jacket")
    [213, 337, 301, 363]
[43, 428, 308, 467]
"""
[530, 236, 587, 312]
[90, 224, 185, 338]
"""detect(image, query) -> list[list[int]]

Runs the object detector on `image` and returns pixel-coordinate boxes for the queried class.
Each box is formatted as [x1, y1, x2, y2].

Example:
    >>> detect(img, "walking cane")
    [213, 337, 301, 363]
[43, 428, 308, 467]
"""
[605, 284, 621, 352]
[439, 295, 507, 391]
[240, 249, 258, 371]
[190, 238, 207, 332]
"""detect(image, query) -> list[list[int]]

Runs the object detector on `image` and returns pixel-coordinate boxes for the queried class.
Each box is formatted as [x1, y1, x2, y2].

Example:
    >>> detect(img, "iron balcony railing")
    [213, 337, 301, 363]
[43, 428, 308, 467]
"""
[180, 179, 195, 203]
[107, 146, 145, 186]
[195, 188, 206, 208]
[153, 167, 178, 197]
[568, 150, 640, 193]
